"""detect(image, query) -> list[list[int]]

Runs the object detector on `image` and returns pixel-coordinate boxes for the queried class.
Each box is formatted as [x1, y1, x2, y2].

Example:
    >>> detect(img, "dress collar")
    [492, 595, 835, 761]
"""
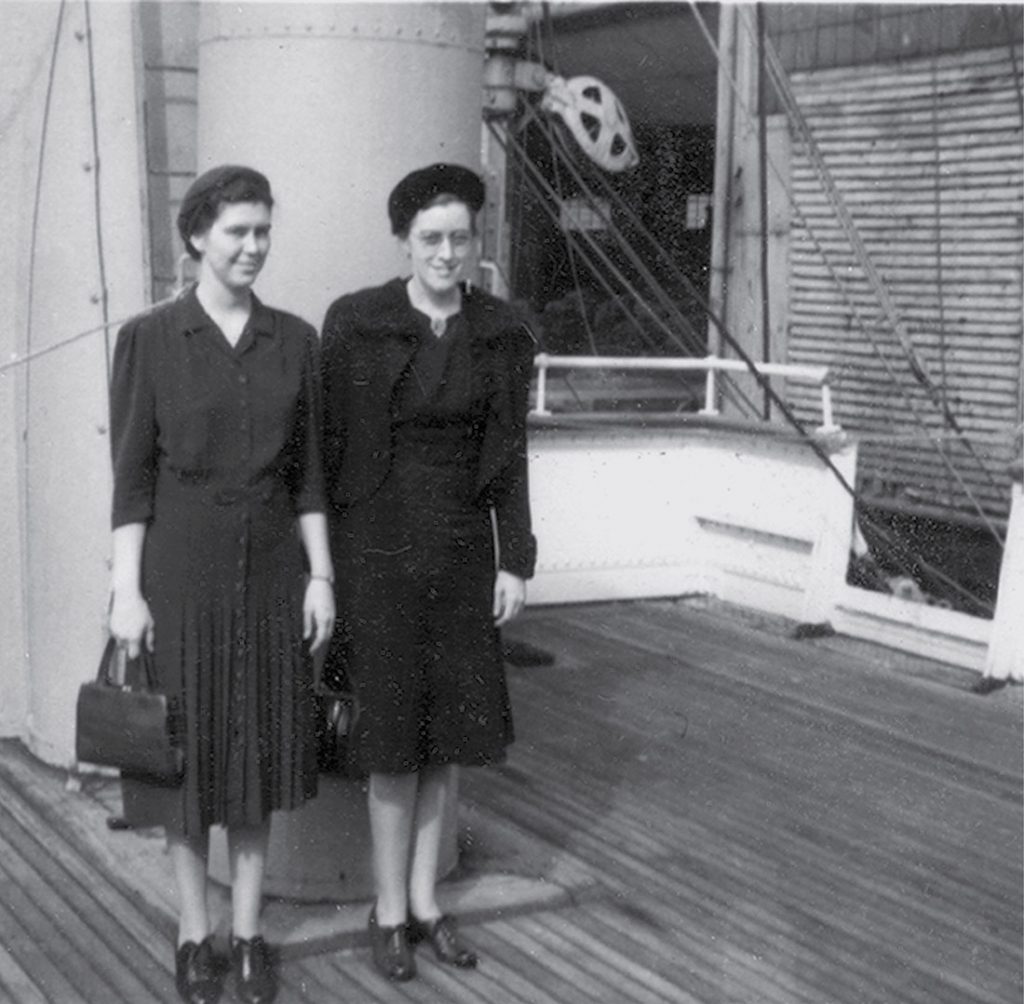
[176, 283, 275, 340]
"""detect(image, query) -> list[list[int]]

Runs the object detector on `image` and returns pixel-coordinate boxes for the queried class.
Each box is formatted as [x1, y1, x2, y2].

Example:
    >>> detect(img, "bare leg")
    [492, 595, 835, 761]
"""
[368, 771, 418, 926]
[408, 764, 456, 922]
[228, 820, 271, 939]
[168, 830, 210, 947]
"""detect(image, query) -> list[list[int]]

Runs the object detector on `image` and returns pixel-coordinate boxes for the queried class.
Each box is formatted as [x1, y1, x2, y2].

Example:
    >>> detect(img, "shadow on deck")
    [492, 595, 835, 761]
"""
[1, 598, 1021, 1003]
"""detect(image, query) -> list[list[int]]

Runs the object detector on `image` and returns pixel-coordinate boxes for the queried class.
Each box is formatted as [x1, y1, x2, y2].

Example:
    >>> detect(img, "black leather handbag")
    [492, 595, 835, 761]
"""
[75, 639, 184, 784]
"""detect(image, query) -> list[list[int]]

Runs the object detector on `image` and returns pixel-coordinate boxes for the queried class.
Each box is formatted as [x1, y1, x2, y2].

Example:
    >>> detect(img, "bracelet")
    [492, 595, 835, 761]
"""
[309, 573, 335, 585]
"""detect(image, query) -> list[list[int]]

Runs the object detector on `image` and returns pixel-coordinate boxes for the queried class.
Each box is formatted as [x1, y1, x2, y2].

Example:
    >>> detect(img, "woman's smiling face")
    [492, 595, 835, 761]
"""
[190, 201, 272, 292]
[403, 200, 474, 298]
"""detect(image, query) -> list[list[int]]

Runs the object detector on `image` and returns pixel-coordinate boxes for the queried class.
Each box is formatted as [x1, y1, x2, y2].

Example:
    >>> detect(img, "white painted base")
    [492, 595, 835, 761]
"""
[529, 423, 856, 626]
[831, 585, 990, 672]
[207, 772, 459, 903]
[526, 420, 1009, 675]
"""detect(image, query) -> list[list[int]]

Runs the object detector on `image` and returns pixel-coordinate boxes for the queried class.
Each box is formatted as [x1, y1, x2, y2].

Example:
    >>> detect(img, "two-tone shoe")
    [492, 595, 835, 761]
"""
[408, 914, 478, 969]
[175, 936, 223, 1004]
[368, 905, 416, 981]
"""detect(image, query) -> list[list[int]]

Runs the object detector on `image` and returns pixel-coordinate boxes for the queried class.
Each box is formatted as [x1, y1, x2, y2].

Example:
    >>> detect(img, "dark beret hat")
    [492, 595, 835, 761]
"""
[387, 163, 485, 235]
[177, 164, 273, 259]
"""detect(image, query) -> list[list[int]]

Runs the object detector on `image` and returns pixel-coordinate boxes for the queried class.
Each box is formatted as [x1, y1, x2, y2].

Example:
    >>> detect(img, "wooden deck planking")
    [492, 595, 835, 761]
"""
[462, 603, 1022, 1004]
[566, 902, 726, 1004]
[0, 942, 49, 1004]
[0, 826, 169, 1004]
[498, 611, 1019, 882]
[521, 910, 699, 1004]
[0, 598, 1019, 1003]
[0, 797, 176, 989]
[0, 895, 90, 1004]
[473, 919, 627, 1004]
[499, 690, 1015, 953]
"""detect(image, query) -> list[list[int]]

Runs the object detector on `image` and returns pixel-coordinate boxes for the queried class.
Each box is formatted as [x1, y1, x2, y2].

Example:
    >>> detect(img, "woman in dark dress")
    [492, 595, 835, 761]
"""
[320, 164, 536, 982]
[108, 165, 334, 1004]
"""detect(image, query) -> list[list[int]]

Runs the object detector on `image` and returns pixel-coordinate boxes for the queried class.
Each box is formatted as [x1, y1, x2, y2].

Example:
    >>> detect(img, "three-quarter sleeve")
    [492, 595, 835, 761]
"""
[110, 319, 158, 528]
[290, 326, 327, 515]
[319, 299, 352, 495]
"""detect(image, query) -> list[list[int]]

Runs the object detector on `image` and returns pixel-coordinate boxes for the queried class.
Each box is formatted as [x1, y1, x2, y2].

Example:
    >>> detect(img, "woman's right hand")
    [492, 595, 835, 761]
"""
[109, 590, 155, 659]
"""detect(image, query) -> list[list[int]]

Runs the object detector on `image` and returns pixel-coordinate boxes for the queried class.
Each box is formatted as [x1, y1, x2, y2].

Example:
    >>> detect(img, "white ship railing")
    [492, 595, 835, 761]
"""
[532, 353, 838, 432]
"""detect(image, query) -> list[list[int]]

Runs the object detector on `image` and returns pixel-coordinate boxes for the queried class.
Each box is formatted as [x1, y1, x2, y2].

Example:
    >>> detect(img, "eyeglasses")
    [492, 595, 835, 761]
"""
[410, 229, 473, 254]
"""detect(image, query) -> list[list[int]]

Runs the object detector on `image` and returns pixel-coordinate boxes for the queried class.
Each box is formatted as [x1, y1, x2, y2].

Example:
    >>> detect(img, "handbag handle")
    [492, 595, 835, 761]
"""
[97, 637, 159, 691]
[313, 648, 354, 700]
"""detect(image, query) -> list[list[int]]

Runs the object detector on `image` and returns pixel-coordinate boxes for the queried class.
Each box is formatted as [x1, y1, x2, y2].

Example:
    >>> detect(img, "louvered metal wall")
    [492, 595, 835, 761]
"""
[785, 44, 1024, 522]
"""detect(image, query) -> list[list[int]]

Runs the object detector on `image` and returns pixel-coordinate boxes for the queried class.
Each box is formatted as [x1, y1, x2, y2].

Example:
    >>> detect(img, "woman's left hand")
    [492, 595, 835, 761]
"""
[493, 570, 527, 627]
[304, 578, 336, 654]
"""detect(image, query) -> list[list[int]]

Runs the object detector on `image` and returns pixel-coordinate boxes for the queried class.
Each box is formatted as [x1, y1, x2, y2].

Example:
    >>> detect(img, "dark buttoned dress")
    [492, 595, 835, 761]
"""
[109, 288, 323, 837]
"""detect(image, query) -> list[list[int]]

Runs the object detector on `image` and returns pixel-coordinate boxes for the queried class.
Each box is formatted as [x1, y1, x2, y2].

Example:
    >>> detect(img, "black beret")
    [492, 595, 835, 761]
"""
[177, 165, 273, 260]
[387, 163, 485, 236]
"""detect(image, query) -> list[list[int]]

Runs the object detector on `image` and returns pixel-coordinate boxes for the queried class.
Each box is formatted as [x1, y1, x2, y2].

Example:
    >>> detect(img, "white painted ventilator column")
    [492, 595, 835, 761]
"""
[197, 2, 487, 900]
[195, 2, 487, 330]
[0, 3, 148, 765]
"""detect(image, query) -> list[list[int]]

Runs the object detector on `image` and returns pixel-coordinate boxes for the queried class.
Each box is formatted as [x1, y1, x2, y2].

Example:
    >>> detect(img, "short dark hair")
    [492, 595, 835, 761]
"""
[177, 165, 274, 260]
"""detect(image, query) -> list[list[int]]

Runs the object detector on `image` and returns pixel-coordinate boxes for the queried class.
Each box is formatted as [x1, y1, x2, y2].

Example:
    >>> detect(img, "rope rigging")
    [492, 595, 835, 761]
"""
[521, 14, 765, 419]
[11, 2, 1015, 617]
[502, 121, 996, 614]
[83, 0, 112, 385]
[686, 2, 1010, 545]
[24, 0, 67, 391]
[756, 2, 772, 421]
[511, 7, 1001, 613]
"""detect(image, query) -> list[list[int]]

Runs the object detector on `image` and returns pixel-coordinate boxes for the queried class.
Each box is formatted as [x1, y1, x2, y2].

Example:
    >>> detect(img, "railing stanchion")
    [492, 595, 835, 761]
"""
[701, 365, 718, 415]
[534, 354, 550, 416]
[819, 382, 839, 433]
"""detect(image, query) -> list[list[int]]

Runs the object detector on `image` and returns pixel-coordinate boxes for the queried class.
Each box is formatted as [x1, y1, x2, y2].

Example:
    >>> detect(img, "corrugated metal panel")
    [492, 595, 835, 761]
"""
[766, 4, 1022, 75]
[785, 44, 1023, 521]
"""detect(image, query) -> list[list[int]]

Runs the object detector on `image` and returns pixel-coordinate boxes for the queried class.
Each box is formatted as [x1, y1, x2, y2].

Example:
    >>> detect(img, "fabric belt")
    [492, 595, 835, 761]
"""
[163, 468, 283, 508]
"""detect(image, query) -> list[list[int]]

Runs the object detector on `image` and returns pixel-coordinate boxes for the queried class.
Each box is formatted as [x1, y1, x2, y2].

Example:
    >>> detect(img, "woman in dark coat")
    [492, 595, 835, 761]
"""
[320, 163, 536, 982]
[108, 165, 334, 1004]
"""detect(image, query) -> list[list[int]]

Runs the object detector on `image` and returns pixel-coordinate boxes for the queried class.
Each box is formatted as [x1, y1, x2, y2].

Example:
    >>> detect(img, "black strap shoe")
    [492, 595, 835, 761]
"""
[175, 936, 223, 1004]
[368, 905, 416, 981]
[231, 935, 277, 1004]
[408, 914, 478, 968]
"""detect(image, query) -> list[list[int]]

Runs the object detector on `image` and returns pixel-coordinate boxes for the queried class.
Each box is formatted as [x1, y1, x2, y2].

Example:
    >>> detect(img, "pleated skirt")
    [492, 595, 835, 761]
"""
[121, 476, 318, 837]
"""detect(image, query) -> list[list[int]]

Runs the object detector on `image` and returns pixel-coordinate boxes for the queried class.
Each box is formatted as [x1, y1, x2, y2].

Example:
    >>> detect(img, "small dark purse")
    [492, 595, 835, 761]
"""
[75, 639, 184, 785]
[315, 657, 362, 778]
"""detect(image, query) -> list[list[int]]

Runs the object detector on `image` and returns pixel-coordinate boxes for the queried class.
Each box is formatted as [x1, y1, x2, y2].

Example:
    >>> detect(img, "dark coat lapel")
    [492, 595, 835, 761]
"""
[323, 278, 534, 517]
